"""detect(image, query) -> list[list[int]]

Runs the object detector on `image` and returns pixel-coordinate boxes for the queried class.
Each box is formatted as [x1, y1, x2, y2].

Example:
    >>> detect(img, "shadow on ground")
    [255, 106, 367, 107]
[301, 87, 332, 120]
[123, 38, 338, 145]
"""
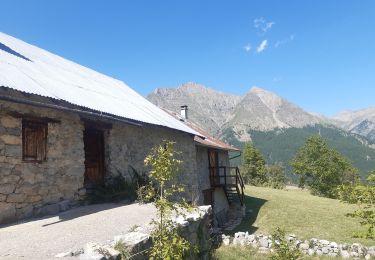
[0, 201, 131, 229]
[227, 195, 267, 235]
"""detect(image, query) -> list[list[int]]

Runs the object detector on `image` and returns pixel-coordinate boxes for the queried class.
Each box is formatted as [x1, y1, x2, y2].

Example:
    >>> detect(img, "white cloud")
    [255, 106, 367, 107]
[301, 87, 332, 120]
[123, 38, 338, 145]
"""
[254, 17, 275, 33]
[244, 43, 252, 52]
[275, 34, 296, 48]
[256, 40, 268, 53]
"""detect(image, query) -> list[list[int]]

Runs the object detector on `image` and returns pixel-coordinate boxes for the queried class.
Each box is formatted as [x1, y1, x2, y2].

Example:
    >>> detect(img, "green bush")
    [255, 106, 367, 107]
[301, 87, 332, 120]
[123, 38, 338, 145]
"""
[242, 142, 267, 185]
[269, 228, 302, 260]
[338, 172, 375, 240]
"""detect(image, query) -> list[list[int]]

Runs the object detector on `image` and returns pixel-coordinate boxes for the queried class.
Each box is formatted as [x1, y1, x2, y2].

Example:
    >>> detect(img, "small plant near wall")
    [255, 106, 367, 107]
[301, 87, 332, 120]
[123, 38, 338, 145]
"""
[269, 228, 302, 260]
[142, 140, 197, 260]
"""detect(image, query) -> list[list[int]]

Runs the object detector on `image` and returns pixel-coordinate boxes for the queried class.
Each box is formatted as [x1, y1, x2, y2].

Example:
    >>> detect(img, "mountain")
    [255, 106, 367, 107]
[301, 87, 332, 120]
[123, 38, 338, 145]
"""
[148, 82, 241, 137]
[333, 108, 375, 142]
[148, 83, 324, 140]
[147, 83, 375, 180]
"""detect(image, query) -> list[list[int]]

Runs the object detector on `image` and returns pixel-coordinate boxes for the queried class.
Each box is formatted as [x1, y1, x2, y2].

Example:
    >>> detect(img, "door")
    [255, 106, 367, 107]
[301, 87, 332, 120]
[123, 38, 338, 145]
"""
[208, 150, 219, 186]
[83, 128, 105, 186]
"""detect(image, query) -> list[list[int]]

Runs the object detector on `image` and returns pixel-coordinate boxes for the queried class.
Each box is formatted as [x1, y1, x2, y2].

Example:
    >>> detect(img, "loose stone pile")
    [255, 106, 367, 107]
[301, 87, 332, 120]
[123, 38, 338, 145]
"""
[222, 232, 375, 259]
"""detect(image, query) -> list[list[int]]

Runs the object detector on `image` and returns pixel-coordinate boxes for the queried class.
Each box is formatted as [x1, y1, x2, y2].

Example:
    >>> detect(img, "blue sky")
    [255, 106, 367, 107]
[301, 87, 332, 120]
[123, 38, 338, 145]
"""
[1, 0, 374, 116]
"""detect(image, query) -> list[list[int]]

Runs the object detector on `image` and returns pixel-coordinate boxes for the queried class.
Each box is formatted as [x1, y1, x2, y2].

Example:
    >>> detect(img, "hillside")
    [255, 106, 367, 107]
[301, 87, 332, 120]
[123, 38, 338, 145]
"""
[333, 107, 375, 142]
[221, 125, 375, 180]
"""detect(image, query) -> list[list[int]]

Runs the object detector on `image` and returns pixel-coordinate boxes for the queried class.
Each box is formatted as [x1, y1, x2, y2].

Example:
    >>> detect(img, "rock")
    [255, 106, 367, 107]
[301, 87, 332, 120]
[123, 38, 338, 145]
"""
[299, 243, 309, 250]
[365, 254, 371, 260]
[54, 251, 73, 258]
[40, 203, 60, 216]
[330, 242, 338, 248]
[58, 200, 70, 212]
[1, 116, 20, 128]
[0, 135, 21, 145]
[351, 251, 359, 258]
[320, 240, 330, 246]
[341, 250, 350, 258]
[247, 234, 255, 243]
[316, 249, 323, 256]
[222, 235, 230, 246]
[308, 249, 315, 256]
[259, 237, 269, 248]
[328, 252, 337, 257]
[322, 247, 329, 254]
[114, 232, 149, 245]
[0, 202, 16, 223]
[0, 184, 15, 195]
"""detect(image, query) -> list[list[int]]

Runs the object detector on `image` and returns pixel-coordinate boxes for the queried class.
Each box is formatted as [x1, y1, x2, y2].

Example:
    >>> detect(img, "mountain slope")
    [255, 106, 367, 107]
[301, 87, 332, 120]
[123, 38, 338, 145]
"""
[147, 82, 241, 136]
[333, 108, 375, 142]
[221, 125, 375, 180]
[148, 83, 324, 140]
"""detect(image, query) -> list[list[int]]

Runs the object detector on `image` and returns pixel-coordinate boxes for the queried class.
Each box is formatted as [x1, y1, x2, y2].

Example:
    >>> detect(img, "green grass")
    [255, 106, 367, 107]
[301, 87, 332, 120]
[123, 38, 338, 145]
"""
[232, 186, 374, 246]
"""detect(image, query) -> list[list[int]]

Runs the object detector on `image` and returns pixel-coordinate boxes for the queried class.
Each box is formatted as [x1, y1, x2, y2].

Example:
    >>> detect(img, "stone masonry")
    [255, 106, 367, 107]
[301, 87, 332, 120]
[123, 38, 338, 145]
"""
[0, 99, 203, 224]
[0, 100, 85, 224]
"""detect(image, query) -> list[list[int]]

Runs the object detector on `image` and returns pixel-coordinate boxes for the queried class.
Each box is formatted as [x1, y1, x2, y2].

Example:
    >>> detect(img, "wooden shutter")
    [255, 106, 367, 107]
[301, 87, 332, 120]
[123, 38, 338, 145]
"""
[22, 120, 47, 162]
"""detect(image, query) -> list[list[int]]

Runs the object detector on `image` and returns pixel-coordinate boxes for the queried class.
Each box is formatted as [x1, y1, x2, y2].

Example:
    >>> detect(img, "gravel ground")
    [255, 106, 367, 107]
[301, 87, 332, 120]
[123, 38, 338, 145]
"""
[0, 202, 156, 260]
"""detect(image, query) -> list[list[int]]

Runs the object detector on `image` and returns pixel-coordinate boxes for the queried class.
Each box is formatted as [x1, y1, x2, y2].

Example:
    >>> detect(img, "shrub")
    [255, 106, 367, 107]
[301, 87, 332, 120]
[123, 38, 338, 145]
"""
[269, 228, 302, 260]
[142, 140, 197, 260]
[338, 172, 375, 239]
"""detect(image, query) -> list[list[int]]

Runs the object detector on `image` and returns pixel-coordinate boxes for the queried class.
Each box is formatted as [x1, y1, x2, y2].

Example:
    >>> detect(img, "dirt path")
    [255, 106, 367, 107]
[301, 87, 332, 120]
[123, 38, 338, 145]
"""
[0, 202, 156, 260]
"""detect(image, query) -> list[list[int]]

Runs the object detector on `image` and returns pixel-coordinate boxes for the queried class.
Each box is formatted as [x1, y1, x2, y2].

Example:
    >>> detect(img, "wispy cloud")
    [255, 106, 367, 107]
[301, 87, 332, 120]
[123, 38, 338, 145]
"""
[275, 34, 296, 48]
[256, 40, 268, 53]
[244, 43, 252, 52]
[272, 77, 282, 82]
[254, 17, 275, 34]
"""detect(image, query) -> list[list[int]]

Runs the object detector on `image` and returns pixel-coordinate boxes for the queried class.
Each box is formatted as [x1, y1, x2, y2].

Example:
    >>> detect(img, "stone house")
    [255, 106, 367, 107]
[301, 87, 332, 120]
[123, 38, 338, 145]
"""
[0, 33, 209, 224]
[0, 32, 244, 225]
[169, 106, 245, 226]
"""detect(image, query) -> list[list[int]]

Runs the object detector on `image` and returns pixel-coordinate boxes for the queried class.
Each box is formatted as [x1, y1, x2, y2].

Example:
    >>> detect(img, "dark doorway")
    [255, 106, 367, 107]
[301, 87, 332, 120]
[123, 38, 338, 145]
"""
[83, 127, 105, 187]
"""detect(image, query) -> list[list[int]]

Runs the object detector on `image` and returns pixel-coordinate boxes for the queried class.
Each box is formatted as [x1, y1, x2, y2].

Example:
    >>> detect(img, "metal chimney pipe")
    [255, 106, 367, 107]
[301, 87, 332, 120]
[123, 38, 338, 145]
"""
[180, 105, 188, 120]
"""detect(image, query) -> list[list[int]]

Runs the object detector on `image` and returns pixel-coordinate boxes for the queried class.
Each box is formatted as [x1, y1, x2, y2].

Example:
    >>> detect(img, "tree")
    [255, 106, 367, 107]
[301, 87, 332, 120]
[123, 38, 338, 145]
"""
[242, 142, 267, 185]
[266, 162, 286, 189]
[338, 172, 375, 240]
[142, 140, 196, 259]
[290, 135, 359, 198]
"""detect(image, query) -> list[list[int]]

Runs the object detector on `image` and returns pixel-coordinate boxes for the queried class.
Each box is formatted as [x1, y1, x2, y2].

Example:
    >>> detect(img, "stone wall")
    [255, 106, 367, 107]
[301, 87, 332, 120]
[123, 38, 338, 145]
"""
[106, 122, 201, 204]
[75, 206, 212, 260]
[0, 100, 85, 224]
[223, 232, 375, 259]
[0, 99, 203, 224]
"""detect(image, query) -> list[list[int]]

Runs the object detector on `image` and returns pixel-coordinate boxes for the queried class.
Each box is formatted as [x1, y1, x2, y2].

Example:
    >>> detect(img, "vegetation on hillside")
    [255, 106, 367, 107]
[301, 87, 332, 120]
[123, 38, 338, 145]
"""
[290, 135, 359, 197]
[222, 124, 375, 181]
[242, 143, 286, 189]
[338, 172, 375, 240]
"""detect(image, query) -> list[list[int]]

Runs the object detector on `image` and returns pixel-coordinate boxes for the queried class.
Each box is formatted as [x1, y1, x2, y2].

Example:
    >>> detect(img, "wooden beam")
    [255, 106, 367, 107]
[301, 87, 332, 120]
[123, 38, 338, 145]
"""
[6, 111, 61, 124]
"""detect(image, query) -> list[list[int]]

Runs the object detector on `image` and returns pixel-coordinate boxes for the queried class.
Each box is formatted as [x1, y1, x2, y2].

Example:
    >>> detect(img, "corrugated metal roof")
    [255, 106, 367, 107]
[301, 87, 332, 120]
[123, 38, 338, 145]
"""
[0, 32, 202, 136]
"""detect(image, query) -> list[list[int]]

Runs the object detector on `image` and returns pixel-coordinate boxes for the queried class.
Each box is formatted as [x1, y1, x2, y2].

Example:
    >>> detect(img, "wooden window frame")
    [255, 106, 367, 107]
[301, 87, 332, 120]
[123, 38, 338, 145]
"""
[22, 119, 48, 163]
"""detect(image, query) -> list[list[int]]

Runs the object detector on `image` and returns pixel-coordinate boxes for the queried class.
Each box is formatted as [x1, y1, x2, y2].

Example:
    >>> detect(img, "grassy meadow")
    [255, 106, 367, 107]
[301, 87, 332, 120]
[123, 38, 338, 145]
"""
[214, 185, 374, 259]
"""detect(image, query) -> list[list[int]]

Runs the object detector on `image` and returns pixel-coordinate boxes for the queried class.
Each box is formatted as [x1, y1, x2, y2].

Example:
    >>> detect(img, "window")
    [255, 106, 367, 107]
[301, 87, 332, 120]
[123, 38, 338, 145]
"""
[22, 120, 47, 162]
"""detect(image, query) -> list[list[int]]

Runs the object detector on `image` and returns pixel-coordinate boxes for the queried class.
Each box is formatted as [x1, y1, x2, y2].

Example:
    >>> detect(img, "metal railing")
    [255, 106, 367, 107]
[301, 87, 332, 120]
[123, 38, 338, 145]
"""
[209, 166, 245, 205]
